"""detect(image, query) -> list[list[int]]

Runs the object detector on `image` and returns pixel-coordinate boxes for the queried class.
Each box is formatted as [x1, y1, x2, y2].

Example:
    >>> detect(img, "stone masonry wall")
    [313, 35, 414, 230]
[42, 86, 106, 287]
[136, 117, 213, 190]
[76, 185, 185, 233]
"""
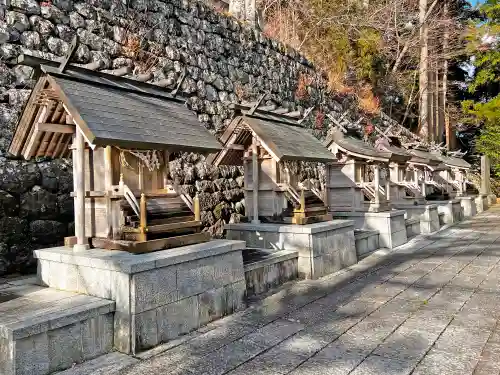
[0, 0, 366, 276]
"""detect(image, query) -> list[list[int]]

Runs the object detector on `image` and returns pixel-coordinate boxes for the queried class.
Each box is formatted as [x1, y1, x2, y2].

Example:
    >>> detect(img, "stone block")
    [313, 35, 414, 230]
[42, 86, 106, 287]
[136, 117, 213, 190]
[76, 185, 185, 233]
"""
[157, 296, 199, 343]
[113, 311, 132, 354]
[111, 271, 130, 313]
[298, 256, 313, 279]
[213, 251, 245, 287]
[14, 332, 50, 375]
[37, 260, 51, 287]
[177, 258, 216, 298]
[379, 229, 407, 249]
[339, 243, 357, 268]
[48, 262, 79, 292]
[131, 266, 177, 313]
[81, 313, 113, 361]
[77, 266, 112, 300]
[283, 233, 311, 257]
[0, 336, 14, 375]
[198, 281, 245, 326]
[356, 238, 368, 256]
[133, 309, 158, 352]
[48, 323, 83, 373]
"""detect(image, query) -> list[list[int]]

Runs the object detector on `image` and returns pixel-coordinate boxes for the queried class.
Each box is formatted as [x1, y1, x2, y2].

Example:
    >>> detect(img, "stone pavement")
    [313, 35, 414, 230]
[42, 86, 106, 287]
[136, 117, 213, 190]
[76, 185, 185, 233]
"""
[59, 206, 500, 375]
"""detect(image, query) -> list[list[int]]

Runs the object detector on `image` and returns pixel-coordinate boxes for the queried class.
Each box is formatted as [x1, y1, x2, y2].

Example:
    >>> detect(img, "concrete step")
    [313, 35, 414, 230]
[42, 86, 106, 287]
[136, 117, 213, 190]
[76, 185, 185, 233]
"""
[0, 284, 115, 375]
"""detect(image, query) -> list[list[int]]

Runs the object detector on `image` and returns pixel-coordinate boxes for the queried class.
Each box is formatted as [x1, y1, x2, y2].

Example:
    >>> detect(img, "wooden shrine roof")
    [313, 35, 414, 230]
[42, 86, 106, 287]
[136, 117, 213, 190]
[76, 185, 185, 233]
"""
[433, 154, 471, 170]
[408, 148, 443, 168]
[208, 106, 336, 166]
[9, 64, 221, 159]
[324, 130, 390, 162]
[374, 137, 411, 164]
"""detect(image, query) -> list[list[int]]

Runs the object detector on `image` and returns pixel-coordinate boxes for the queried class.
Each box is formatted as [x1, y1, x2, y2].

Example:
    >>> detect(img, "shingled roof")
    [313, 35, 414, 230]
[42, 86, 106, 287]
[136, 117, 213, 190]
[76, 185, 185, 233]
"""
[408, 148, 443, 167]
[208, 106, 336, 166]
[9, 64, 221, 159]
[433, 154, 471, 170]
[324, 129, 390, 162]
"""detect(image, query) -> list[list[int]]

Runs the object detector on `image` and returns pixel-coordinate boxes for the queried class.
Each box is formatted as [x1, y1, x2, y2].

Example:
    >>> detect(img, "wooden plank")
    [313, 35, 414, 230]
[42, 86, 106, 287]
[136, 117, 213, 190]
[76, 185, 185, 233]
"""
[148, 215, 195, 226]
[50, 102, 64, 123]
[22, 127, 43, 159]
[147, 220, 202, 234]
[292, 214, 333, 225]
[37, 123, 76, 134]
[91, 232, 210, 253]
[46, 132, 61, 157]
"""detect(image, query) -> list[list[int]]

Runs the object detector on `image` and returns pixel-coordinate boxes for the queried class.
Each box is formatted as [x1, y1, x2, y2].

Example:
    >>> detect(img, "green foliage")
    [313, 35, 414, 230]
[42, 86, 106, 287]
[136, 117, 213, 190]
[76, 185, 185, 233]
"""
[464, 0, 500, 171]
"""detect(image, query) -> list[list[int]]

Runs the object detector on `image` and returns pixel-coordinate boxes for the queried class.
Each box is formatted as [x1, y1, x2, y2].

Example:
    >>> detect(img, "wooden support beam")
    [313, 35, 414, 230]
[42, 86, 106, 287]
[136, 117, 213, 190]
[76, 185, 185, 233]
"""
[252, 137, 260, 224]
[194, 194, 200, 222]
[73, 130, 89, 250]
[138, 193, 147, 242]
[226, 144, 245, 151]
[22, 106, 48, 159]
[36, 123, 76, 134]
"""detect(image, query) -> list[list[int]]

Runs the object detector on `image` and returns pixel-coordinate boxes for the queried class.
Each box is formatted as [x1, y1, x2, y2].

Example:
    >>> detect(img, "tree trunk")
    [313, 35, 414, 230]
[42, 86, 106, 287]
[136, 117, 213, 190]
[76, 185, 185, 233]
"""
[442, 0, 452, 150]
[418, 0, 429, 141]
[229, 0, 257, 26]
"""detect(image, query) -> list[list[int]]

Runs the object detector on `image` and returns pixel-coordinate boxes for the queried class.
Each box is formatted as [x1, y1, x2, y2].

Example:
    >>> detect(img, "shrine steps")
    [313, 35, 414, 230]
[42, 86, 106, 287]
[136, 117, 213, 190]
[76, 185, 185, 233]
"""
[0, 282, 115, 375]
[243, 248, 299, 297]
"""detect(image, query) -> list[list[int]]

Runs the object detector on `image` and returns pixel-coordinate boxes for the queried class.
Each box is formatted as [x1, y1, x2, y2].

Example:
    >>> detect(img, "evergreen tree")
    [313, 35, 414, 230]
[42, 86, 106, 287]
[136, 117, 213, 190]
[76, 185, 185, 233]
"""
[463, 0, 500, 169]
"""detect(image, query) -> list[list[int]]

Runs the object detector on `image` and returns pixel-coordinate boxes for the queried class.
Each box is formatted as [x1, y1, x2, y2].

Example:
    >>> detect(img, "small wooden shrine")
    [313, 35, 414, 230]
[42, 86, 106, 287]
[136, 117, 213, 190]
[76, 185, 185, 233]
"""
[8, 55, 222, 253]
[323, 129, 392, 212]
[433, 154, 471, 197]
[374, 136, 417, 204]
[406, 147, 448, 199]
[207, 100, 336, 224]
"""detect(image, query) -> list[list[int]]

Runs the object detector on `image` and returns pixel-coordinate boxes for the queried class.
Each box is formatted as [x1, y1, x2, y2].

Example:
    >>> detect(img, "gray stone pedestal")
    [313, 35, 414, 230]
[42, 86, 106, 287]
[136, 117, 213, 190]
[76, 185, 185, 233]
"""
[393, 204, 440, 234]
[433, 199, 463, 224]
[476, 194, 488, 213]
[458, 196, 477, 218]
[226, 221, 356, 280]
[332, 210, 407, 249]
[34, 240, 246, 354]
[488, 194, 497, 206]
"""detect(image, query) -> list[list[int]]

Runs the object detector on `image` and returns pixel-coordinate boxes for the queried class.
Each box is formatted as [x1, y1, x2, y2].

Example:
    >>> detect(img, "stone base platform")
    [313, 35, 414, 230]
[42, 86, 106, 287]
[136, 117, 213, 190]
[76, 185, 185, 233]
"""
[431, 199, 463, 224]
[476, 194, 489, 213]
[34, 240, 246, 354]
[354, 230, 380, 258]
[243, 249, 298, 297]
[488, 194, 497, 206]
[332, 210, 407, 249]
[226, 221, 357, 280]
[0, 284, 115, 375]
[393, 204, 440, 234]
[457, 196, 477, 218]
[405, 217, 421, 238]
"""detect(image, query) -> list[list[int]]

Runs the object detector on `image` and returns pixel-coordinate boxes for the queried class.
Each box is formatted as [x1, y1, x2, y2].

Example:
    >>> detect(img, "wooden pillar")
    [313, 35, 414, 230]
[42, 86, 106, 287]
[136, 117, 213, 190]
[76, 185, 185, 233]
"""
[373, 163, 380, 204]
[252, 137, 260, 224]
[73, 130, 89, 251]
[104, 146, 113, 238]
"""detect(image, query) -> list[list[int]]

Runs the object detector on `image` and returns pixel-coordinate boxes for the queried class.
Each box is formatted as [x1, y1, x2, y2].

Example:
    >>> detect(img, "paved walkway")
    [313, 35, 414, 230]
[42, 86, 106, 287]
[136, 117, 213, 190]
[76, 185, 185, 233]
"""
[62, 206, 500, 375]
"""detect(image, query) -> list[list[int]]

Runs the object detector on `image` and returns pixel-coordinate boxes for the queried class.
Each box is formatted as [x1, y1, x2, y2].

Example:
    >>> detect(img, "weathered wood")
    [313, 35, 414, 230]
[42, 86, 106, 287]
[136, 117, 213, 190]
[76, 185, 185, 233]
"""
[194, 194, 200, 222]
[74, 130, 89, 249]
[147, 220, 202, 234]
[91, 232, 210, 253]
[252, 137, 259, 223]
[22, 106, 48, 159]
[292, 214, 333, 225]
[138, 193, 147, 242]
[36, 123, 76, 134]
